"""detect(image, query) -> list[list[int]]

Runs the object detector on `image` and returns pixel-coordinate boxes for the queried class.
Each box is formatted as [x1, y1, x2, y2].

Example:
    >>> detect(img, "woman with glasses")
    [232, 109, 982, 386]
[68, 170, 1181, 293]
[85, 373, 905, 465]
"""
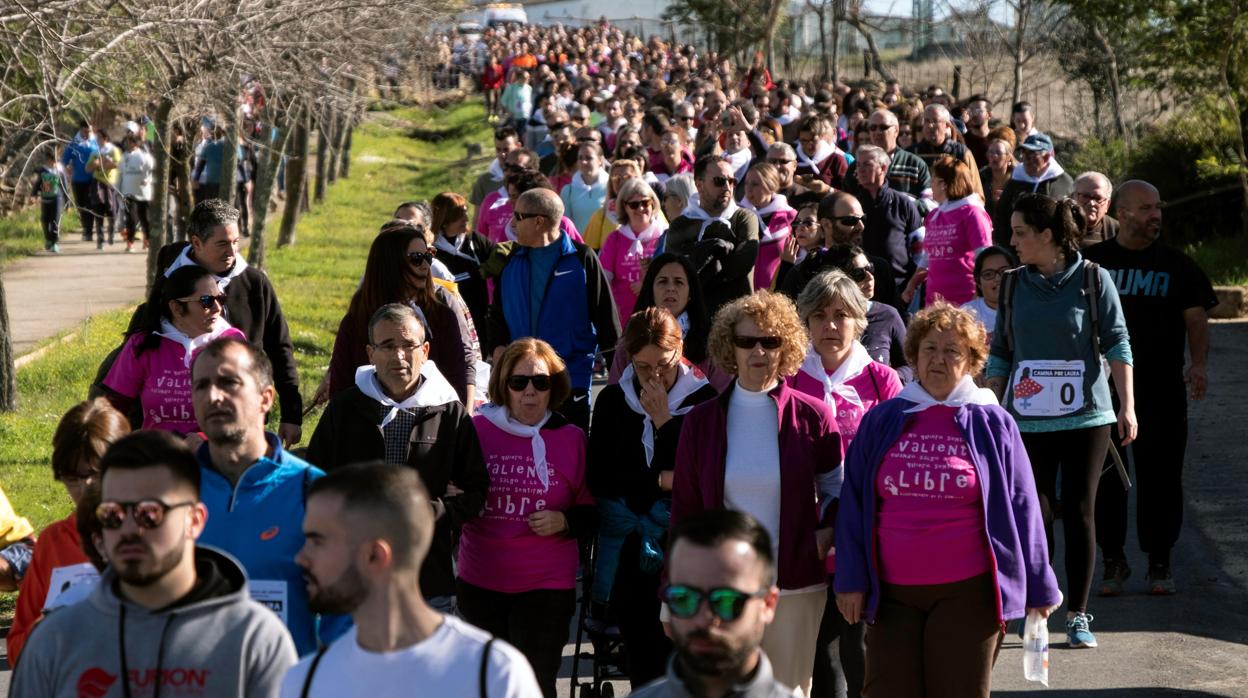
[6, 399, 130, 667]
[740, 163, 797, 292]
[459, 338, 596, 698]
[600, 178, 665, 319]
[588, 308, 716, 686]
[774, 202, 822, 291]
[102, 265, 244, 435]
[836, 303, 1061, 698]
[653, 129, 694, 184]
[922, 155, 994, 307]
[672, 291, 842, 695]
[961, 245, 1018, 348]
[326, 223, 475, 405]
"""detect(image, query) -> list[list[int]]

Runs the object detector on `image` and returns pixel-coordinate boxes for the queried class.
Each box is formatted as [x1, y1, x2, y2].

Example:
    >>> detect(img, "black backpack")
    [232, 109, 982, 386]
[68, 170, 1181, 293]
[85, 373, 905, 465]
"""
[300, 636, 496, 698]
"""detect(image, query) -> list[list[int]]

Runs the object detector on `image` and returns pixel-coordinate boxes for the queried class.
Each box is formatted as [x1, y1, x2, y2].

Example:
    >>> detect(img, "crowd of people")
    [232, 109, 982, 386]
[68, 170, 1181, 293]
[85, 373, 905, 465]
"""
[0, 18, 1221, 698]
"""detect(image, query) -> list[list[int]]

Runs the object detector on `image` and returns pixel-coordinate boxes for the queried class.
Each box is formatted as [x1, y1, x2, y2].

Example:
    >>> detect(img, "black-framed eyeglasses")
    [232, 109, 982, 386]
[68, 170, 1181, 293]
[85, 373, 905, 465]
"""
[977, 269, 1006, 282]
[507, 374, 552, 391]
[512, 210, 542, 222]
[370, 340, 425, 354]
[408, 251, 434, 267]
[96, 499, 195, 531]
[663, 584, 769, 622]
[836, 215, 865, 227]
[847, 265, 874, 283]
[732, 335, 782, 350]
[178, 294, 227, 310]
[712, 175, 737, 188]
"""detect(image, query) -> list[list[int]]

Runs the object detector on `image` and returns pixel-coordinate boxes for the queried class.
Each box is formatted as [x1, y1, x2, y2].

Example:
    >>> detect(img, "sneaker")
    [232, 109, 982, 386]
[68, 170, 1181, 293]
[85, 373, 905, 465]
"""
[125, 241, 134, 253]
[1147, 563, 1176, 595]
[1066, 613, 1098, 648]
[50, 243, 61, 254]
[1098, 558, 1131, 597]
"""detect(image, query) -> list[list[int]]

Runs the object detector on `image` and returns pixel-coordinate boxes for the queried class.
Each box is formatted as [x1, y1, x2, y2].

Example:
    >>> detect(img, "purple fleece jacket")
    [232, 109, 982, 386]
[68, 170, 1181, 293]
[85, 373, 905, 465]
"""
[833, 397, 1061, 624]
[673, 381, 842, 590]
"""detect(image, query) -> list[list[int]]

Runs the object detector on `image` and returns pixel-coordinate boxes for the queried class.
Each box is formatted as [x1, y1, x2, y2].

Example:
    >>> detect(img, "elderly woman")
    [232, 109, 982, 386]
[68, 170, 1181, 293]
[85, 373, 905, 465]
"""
[459, 338, 596, 698]
[740, 162, 798, 292]
[987, 193, 1136, 650]
[835, 303, 1062, 698]
[660, 173, 695, 223]
[923, 155, 993, 306]
[672, 291, 843, 695]
[102, 265, 243, 435]
[792, 270, 903, 698]
[599, 178, 665, 319]
[588, 308, 717, 685]
[582, 157, 642, 249]
[821, 244, 908, 377]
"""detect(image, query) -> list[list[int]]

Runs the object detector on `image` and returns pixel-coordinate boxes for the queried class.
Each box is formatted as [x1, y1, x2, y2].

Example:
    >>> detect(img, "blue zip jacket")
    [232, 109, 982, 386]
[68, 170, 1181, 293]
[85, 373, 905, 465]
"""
[490, 232, 620, 390]
[834, 398, 1061, 624]
[61, 136, 98, 183]
[987, 254, 1132, 433]
[196, 433, 352, 656]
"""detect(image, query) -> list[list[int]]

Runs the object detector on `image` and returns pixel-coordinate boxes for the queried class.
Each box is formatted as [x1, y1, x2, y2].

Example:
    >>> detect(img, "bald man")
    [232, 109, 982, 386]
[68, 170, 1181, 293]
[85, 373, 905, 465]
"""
[1084, 180, 1218, 596]
[487, 189, 620, 431]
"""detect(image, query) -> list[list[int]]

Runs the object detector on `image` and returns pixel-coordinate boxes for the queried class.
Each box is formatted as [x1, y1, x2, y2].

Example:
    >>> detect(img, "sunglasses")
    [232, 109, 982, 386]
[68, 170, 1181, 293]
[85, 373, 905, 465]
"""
[179, 293, 227, 310]
[408, 251, 434, 267]
[867, 123, 895, 132]
[625, 199, 653, 210]
[732, 335, 782, 350]
[847, 265, 874, 283]
[835, 215, 865, 226]
[712, 175, 737, 188]
[96, 499, 195, 530]
[507, 374, 552, 392]
[663, 584, 768, 622]
[767, 158, 794, 166]
[512, 210, 542, 222]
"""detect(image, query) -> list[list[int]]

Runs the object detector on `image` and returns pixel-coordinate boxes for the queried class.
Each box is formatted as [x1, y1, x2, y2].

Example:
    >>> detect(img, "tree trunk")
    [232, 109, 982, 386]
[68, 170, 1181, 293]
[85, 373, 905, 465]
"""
[830, 0, 842, 84]
[813, 2, 829, 81]
[1011, 0, 1030, 105]
[1090, 21, 1126, 141]
[338, 123, 354, 179]
[146, 96, 176, 291]
[0, 275, 15, 411]
[846, 16, 894, 82]
[172, 129, 193, 241]
[1231, 95, 1248, 238]
[327, 108, 344, 183]
[248, 125, 290, 270]
[278, 108, 310, 247]
[314, 107, 329, 203]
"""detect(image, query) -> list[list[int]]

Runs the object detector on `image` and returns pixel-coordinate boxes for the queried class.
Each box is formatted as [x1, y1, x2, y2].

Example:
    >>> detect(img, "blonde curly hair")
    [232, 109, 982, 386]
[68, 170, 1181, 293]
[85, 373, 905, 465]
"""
[903, 301, 989, 375]
[707, 291, 808, 377]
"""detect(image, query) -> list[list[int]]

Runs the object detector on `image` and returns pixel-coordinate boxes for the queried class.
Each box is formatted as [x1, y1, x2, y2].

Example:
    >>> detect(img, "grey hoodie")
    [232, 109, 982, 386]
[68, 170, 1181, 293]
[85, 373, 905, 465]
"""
[11, 546, 297, 698]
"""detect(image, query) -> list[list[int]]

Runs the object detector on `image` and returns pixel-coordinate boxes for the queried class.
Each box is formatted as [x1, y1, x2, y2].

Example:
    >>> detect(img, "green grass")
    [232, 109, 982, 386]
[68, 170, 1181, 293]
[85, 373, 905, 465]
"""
[0, 100, 493, 617]
[0, 206, 47, 264]
[1186, 235, 1248, 287]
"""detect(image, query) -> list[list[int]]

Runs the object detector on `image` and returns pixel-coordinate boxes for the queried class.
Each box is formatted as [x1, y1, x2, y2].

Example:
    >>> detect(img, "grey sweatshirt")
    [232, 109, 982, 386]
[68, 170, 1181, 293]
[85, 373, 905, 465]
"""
[10, 546, 297, 698]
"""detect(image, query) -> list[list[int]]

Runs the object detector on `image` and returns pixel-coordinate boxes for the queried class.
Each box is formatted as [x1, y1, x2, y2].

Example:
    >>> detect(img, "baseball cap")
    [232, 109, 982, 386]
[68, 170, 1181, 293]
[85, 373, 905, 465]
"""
[1020, 132, 1054, 153]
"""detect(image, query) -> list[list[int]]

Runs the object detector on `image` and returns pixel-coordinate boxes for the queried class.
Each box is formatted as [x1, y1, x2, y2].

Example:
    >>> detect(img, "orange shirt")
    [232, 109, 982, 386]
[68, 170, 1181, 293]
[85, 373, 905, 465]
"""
[7, 515, 89, 667]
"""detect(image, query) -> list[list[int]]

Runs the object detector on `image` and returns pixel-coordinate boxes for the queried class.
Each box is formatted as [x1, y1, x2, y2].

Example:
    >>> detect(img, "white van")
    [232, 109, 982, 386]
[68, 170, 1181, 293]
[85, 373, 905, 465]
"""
[482, 3, 528, 28]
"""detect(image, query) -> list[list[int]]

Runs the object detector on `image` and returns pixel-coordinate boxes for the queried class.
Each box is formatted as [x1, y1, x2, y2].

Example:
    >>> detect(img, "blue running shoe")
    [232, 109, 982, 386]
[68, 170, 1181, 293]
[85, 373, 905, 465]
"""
[1066, 612, 1097, 648]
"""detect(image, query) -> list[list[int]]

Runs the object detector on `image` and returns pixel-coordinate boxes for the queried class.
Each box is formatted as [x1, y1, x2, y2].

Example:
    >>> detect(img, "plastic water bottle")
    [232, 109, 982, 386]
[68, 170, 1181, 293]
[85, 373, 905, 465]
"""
[1022, 609, 1050, 686]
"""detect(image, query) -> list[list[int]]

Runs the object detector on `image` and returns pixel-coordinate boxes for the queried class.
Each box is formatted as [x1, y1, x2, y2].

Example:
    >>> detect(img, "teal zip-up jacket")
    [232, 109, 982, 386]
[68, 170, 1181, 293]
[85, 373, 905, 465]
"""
[197, 433, 352, 656]
[987, 254, 1132, 433]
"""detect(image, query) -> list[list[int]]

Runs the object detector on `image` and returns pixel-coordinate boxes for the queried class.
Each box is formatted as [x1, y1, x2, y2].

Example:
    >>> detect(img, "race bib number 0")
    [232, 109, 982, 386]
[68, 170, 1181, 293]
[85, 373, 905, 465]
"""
[1011, 360, 1085, 418]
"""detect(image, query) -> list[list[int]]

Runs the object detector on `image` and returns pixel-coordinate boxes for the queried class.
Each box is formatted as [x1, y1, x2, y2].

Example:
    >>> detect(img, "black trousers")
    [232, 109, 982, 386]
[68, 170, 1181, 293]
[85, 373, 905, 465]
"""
[124, 197, 150, 242]
[812, 582, 866, 698]
[1097, 384, 1187, 566]
[40, 199, 62, 243]
[457, 580, 576, 698]
[608, 534, 671, 686]
[71, 181, 94, 237]
[1023, 425, 1112, 613]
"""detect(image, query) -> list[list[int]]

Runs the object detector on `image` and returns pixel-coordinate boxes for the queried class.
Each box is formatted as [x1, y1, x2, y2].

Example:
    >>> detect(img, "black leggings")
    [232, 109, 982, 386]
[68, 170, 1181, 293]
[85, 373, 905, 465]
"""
[812, 583, 865, 698]
[1022, 425, 1112, 613]
[457, 580, 576, 698]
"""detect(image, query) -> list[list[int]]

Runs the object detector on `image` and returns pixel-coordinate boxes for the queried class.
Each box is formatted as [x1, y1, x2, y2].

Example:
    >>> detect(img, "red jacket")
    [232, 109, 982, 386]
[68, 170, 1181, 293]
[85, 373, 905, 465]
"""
[7, 515, 89, 666]
[672, 381, 842, 590]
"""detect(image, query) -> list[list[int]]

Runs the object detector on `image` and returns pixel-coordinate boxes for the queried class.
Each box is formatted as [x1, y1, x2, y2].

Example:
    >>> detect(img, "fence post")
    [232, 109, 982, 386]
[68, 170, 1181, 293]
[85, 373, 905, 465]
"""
[952, 65, 962, 99]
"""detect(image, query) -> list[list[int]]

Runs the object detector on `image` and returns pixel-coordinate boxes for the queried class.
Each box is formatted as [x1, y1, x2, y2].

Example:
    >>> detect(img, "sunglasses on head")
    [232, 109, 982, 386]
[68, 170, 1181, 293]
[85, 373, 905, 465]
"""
[507, 374, 552, 392]
[408, 251, 434, 267]
[732, 335, 782, 350]
[712, 175, 737, 188]
[663, 584, 768, 622]
[96, 499, 195, 530]
[179, 293, 227, 310]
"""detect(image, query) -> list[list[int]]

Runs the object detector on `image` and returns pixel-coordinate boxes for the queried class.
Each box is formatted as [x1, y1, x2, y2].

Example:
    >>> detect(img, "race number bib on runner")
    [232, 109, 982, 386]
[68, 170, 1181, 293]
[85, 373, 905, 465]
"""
[250, 580, 289, 625]
[1010, 360, 1085, 418]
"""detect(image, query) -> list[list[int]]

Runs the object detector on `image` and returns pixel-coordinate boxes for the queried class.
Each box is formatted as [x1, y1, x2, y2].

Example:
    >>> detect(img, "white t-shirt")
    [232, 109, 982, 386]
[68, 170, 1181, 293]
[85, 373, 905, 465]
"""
[280, 615, 542, 698]
[119, 149, 155, 200]
[960, 297, 998, 340]
[723, 382, 782, 551]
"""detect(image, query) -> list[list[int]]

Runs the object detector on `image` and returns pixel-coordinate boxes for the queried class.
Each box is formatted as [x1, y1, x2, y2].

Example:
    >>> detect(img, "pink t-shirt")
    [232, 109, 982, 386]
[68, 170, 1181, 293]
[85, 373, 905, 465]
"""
[754, 208, 797, 291]
[459, 417, 595, 593]
[476, 189, 512, 243]
[599, 226, 662, 320]
[874, 406, 993, 585]
[923, 201, 993, 306]
[103, 329, 244, 435]
[787, 361, 902, 458]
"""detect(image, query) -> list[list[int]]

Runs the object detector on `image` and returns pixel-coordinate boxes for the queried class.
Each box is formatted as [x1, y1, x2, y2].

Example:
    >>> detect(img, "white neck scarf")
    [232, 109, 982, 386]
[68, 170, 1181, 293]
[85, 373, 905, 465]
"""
[488, 187, 510, 211]
[615, 220, 664, 257]
[618, 360, 709, 466]
[798, 342, 873, 417]
[155, 317, 237, 367]
[725, 147, 752, 175]
[478, 403, 554, 491]
[899, 374, 999, 413]
[571, 168, 607, 194]
[435, 234, 479, 264]
[739, 194, 793, 243]
[355, 361, 460, 429]
[796, 140, 835, 173]
[681, 195, 739, 241]
[936, 193, 985, 213]
[164, 245, 249, 291]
